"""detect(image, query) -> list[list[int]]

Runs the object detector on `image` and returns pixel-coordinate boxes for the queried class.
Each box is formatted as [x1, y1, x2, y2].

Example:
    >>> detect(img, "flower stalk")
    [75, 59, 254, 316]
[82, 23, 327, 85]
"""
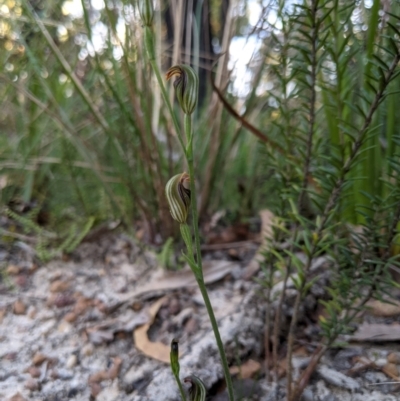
[162, 65, 235, 401]
[139, 8, 234, 397]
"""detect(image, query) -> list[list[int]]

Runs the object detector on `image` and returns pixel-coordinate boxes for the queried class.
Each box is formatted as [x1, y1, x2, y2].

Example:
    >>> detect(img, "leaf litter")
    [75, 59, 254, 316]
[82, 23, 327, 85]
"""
[1, 211, 400, 400]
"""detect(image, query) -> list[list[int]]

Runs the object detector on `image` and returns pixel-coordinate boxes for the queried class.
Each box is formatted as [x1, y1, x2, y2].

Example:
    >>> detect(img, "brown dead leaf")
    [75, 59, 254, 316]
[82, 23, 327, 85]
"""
[229, 359, 261, 379]
[387, 352, 400, 364]
[367, 299, 400, 317]
[244, 209, 277, 279]
[383, 362, 399, 378]
[351, 323, 400, 342]
[133, 297, 171, 363]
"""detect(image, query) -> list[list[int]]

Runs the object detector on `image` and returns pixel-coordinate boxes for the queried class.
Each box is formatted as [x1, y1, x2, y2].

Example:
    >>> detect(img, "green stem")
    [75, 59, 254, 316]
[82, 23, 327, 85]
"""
[195, 276, 235, 401]
[183, 114, 235, 401]
[173, 372, 187, 401]
[144, 26, 186, 152]
[180, 223, 195, 264]
[184, 115, 201, 270]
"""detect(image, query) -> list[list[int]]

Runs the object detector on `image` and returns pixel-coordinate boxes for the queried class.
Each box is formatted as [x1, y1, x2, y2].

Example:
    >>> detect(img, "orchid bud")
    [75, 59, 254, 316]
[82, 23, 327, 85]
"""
[170, 338, 180, 378]
[165, 173, 191, 224]
[166, 65, 198, 115]
[184, 375, 207, 401]
[138, 0, 154, 27]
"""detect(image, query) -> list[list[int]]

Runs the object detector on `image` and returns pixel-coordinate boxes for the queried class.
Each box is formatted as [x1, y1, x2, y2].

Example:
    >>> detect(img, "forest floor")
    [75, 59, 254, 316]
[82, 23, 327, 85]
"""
[1, 212, 400, 401]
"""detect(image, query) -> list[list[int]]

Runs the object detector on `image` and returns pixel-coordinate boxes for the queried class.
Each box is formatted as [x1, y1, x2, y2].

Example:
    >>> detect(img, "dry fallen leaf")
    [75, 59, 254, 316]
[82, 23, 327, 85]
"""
[133, 297, 171, 363]
[229, 359, 261, 379]
[387, 352, 400, 364]
[383, 362, 399, 378]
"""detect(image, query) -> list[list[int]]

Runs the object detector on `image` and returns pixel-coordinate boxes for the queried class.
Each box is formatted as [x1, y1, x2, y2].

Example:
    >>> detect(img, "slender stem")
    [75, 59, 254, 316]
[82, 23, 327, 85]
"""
[184, 115, 202, 271]
[172, 372, 187, 401]
[195, 277, 235, 401]
[183, 114, 235, 401]
[149, 58, 186, 152]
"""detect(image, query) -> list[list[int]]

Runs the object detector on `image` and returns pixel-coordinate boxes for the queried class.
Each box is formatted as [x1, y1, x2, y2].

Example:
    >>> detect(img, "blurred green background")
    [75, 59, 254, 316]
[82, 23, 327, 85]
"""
[1, 0, 399, 251]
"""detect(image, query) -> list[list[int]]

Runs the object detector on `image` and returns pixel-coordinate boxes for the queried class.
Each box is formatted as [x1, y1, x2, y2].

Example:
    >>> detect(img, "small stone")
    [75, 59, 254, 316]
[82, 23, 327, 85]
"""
[317, 365, 360, 390]
[13, 299, 26, 315]
[384, 362, 399, 377]
[52, 368, 74, 380]
[131, 301, 142, 311]
[387, 352, 400, 364]
[66, 354, 78, 369]
[6, 264, 20, 275]
[58, 320, 73, 333]
[50, 279, 70, 293]
[81, 343, 94, 357]
[64, 312, 77, 323]
[25, 366, 41, 378]
[32, 352, 47, 366]
[25, 378, 40, 391]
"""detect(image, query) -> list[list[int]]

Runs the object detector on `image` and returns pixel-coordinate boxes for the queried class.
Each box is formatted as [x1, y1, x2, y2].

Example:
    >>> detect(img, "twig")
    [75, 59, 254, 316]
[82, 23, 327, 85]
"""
[210, 78, 285, 153]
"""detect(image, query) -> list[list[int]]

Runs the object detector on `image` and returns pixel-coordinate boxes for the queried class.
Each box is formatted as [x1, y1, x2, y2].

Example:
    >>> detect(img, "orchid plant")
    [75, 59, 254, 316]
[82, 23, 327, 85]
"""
[139, 1, 234, 400]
